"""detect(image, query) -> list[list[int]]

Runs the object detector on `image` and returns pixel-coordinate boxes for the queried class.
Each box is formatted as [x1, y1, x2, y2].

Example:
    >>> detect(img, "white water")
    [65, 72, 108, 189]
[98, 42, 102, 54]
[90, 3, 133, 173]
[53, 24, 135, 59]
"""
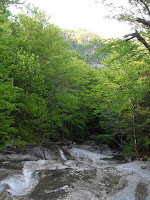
[69, 148, 112, 162]
[59, 149, 67, 161]
[1, 160, 67, 196]
[1, 148, 150, 200]
[1, 148, 111, 197]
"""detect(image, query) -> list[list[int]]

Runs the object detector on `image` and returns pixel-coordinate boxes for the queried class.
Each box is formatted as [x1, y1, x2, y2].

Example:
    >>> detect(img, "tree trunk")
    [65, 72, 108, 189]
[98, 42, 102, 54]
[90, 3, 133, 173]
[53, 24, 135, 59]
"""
[128, 99, 139, 157]
[132, 112, 139, 157]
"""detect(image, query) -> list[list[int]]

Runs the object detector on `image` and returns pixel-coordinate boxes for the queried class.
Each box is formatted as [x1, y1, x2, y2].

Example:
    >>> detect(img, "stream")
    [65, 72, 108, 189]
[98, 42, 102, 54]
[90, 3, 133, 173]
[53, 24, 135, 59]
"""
[0, 143, 150, 200]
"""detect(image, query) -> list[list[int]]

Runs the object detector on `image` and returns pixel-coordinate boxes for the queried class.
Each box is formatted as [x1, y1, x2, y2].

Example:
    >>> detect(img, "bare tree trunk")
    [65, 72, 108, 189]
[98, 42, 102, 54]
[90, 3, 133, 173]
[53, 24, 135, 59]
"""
[128, 99, 139, 157]
[132, 112, 139, 157]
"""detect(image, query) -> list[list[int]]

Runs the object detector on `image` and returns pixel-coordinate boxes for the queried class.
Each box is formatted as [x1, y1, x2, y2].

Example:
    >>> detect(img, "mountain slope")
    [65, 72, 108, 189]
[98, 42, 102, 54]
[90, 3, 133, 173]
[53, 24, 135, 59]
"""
[62, 29, 104, 68]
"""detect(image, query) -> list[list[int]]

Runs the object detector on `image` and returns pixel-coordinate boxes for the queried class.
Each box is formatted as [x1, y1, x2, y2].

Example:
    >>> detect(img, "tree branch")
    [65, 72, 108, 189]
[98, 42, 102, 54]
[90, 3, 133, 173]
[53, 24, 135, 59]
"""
[138, 0, 150, 17]
[136, 17, 150, 28]
[124, 30, 150, 52]
[125, 36, 135, 41]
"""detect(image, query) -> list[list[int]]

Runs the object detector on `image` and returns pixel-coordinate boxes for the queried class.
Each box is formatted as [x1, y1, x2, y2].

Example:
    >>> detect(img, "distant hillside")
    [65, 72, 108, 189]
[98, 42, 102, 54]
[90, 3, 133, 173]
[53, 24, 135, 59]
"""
[62, 29, 101, 43]
[62, 29, 104, 68]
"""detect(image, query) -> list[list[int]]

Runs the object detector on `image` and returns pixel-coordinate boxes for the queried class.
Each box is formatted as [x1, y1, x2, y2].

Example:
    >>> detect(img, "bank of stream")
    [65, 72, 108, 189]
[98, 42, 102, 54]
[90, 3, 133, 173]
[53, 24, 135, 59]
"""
[0, 143, 150, 200]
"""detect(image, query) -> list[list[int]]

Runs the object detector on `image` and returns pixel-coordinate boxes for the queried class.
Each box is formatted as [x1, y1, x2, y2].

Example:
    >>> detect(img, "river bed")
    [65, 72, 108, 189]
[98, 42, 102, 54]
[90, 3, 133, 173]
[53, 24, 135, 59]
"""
[0, 143, 150, 200]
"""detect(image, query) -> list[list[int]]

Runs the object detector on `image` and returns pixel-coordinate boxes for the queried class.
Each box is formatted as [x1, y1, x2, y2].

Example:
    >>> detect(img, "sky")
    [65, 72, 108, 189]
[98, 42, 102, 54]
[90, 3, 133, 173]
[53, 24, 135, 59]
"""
[12, 0, 132, 38]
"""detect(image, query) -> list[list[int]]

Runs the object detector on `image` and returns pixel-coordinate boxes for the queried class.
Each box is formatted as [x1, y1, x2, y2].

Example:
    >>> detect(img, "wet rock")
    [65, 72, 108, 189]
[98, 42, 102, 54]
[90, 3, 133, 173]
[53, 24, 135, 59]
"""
[125, 155, 132, 162]
[0, 153, 38, 162]
[28, 147, 45, 159]
[0, 144, 150, 200]
[0, 184, 12, 200]
[0, 145, 57, 162]
[146, 161, 150, 169]
[29, 169, 79, 200]
[112, 154, 125, 161]
[44, 150, 54, 160]
[113, 161, 150, 200]
[0, 184, 6, 200]
[62, 168, 127, 200]
[27, 146, 56, 160]
[135, 182, 148, 200]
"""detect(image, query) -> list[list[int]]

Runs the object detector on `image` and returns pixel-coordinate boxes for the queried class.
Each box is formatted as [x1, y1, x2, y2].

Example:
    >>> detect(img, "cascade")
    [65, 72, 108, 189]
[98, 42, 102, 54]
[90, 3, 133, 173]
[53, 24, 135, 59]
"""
[0, 144, 149, 200]
[59, 149, 67, 161]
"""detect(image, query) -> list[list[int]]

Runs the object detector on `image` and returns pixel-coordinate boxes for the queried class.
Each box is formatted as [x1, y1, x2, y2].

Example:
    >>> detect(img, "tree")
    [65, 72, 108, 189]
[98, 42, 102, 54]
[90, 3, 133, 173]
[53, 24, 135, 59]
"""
[93, 38, 150, 155]
[0, 36, 21, 143]
[0, 0, 22, 5]
[96, 0, 150, 51]
[0, 4, 98, 144]
[0, 0, 24, 22]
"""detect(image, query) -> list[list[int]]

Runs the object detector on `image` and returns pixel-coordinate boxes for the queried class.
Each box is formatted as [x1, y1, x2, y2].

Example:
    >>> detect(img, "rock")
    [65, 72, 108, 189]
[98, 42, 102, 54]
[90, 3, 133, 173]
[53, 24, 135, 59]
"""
[44, 150, 54, 160]
[28, 146, 45, 159]
[0, 184, 7, 200]
[146, 162, 150, 169]
[112, 154, 125, 161]
[135, 182, 148, 200]
[0, 145, 60, 162]
[0, 144, 150, 200]
[0, 153, 38, 161]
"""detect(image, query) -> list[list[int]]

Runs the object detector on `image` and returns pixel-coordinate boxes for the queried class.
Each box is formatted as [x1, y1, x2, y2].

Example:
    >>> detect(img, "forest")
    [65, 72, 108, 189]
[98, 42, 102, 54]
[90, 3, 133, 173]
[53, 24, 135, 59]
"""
[0, 0, 149, 157]
[62, 28, 103, 65]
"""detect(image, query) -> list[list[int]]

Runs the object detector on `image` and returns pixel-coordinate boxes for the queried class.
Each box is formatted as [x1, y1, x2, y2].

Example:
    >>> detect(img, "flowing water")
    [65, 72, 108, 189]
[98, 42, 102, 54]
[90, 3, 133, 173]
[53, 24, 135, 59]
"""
[0, 144, 150, 200]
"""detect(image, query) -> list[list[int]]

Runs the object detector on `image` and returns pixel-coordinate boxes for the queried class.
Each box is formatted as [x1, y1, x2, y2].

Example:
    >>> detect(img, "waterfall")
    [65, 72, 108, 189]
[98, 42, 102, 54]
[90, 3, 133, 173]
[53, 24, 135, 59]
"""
[59, 149, 67, 161]
[69, 148, 112, 163]
[1, 160, 67, 197]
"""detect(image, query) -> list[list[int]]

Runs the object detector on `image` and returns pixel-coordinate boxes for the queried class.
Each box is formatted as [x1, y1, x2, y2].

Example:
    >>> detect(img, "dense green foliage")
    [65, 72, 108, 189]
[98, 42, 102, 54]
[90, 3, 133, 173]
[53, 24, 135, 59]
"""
[92, 0, 150, 156]
[92, 39, 150, 156]
[0, 1, 149, 156]
[0, 4, 99, 145]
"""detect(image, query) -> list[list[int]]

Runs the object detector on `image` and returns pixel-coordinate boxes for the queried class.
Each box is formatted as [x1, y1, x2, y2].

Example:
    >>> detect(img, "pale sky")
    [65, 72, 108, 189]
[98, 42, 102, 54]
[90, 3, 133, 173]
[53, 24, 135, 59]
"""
[12, 0, 132, 38]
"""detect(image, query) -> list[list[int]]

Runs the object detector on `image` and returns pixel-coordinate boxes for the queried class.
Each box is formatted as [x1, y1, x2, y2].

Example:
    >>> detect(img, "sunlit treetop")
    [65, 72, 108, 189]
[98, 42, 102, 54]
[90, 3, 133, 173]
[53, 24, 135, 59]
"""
[0, 0, 24, 5]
